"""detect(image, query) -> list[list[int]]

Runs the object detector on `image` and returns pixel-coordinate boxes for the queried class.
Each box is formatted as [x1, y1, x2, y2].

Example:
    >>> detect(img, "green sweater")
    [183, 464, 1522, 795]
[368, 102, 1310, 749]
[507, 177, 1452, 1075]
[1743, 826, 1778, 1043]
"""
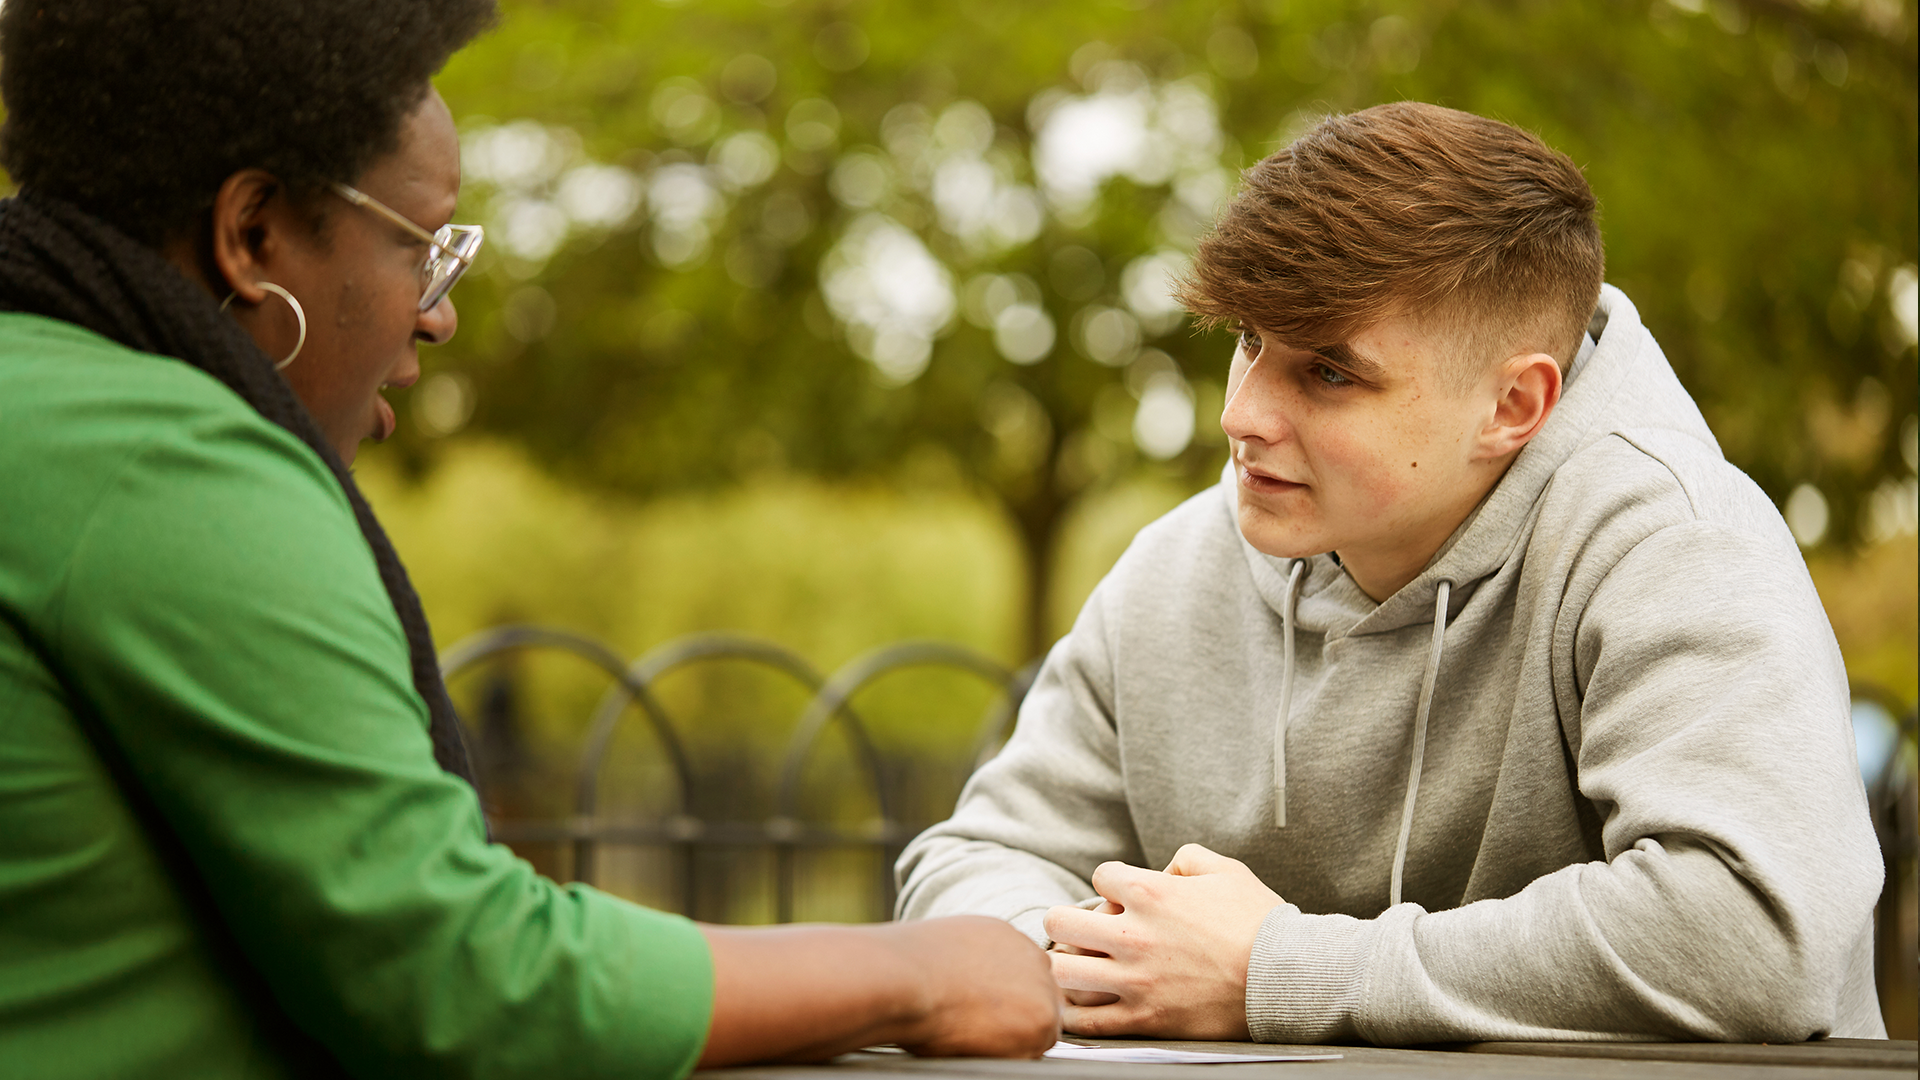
[0, 313, 713, 1078]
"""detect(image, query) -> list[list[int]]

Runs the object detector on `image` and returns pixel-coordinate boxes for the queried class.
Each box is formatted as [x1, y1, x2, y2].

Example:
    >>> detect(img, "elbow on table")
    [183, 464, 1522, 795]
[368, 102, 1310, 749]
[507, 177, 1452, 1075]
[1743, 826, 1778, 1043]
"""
[1705, 988, 1834, 1044]
[1629, 835, 1877, 1042]
[1666, 933, 1849, 1043]
[892, 831, 1004, 921]
[891, 832, 952, 920]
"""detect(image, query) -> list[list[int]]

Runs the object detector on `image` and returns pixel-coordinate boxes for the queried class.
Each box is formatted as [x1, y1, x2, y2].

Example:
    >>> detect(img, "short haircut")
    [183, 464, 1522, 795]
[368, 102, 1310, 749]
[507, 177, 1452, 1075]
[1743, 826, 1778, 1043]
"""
[1180, 102, 1604, 373]
[0, 0, 498, 248]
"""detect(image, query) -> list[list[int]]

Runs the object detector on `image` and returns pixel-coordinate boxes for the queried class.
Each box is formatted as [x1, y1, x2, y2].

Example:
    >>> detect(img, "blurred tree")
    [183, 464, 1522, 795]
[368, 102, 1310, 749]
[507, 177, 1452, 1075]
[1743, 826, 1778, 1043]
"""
[411, 0, 1918, 661]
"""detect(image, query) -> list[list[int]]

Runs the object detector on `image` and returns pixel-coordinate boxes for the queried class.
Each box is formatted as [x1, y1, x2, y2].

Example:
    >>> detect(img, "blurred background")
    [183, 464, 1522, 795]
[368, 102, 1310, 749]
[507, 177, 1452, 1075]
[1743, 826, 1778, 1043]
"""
[356, 0, 1911, 1030]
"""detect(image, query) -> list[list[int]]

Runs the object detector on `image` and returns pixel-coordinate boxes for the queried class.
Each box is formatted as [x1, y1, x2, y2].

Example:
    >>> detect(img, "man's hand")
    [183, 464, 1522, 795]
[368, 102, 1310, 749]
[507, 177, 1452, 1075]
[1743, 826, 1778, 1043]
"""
[1044, 843, 1284, 1039]
[1051, 900, 1122, 1007]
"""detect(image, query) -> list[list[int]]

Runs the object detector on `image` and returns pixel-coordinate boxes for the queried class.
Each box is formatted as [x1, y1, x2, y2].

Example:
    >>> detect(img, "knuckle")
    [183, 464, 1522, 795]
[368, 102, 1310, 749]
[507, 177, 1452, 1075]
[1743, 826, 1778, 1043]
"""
[1135, 998, 1171, 1033]
[1062, 1008, 1099, 1036]
[1086, 1007, 1133, 1036]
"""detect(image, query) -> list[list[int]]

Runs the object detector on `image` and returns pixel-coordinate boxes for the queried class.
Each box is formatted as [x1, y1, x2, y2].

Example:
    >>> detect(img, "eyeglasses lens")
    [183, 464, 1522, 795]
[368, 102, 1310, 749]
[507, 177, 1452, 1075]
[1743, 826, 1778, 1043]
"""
[419, 225, 485, 312]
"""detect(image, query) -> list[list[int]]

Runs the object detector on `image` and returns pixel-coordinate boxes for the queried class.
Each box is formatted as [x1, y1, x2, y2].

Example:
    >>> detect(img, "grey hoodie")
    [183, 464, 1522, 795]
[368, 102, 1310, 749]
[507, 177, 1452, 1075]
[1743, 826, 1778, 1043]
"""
[896, 286, 1886, 1043]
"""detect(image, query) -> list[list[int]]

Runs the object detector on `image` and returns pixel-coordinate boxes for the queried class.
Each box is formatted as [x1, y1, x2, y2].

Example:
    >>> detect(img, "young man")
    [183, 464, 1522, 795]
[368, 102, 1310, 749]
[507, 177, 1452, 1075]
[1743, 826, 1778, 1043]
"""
[896, 102, 1886, 1045]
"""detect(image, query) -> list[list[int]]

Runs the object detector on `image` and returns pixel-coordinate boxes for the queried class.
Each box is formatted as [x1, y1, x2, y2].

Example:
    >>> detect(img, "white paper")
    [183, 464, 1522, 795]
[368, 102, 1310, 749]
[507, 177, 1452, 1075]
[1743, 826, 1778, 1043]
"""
[1043, 1041, 1343, 1064]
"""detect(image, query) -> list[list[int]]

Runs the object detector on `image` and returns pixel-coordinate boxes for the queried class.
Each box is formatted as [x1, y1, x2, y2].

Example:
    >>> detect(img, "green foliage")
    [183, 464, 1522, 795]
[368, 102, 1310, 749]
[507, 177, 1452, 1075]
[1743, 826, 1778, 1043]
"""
[399, 0, 1918, 659]
[359, 440, 1023, 677]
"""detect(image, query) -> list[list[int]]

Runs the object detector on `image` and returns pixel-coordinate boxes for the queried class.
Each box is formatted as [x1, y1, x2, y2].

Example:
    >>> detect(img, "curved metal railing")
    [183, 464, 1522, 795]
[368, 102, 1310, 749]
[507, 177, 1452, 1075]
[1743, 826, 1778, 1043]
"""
[439, 625, 1030, 923]
[440, 624, 696, 805]
[572, 632, 834, 904]
[768, 640, 1019, 921]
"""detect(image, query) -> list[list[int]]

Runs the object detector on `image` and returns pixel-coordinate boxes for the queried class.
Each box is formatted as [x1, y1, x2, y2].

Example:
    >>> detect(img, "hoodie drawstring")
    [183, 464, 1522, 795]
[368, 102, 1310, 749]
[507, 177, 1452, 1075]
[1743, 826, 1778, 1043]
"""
[1273, 560, 1305, 827]
[1389, 579, 1451, 907]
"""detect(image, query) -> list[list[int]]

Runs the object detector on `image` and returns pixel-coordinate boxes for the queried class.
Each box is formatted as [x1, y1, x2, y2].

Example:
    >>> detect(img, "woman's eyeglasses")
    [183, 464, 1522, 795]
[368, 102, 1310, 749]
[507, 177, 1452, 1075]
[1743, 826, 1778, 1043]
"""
[329, 182, 484, 312]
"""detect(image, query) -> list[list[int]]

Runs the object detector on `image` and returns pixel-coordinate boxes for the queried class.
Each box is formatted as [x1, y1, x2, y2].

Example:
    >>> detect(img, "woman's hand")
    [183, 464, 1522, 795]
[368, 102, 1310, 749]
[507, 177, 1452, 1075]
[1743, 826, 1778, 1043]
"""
[887, 916, 1061, 1057]
[697, 915, 1058, 1067]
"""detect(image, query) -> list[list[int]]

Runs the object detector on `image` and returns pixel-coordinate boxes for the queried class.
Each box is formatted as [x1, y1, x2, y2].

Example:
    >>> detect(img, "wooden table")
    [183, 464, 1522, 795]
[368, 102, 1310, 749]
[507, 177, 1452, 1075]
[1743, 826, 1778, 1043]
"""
[698, 1038, 1917, 1079]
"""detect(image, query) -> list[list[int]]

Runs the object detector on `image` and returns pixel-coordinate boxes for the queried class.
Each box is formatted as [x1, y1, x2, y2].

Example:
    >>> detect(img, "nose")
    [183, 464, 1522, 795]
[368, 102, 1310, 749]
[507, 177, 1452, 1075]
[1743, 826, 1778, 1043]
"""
[1222, 345, 1290, 446]
[415, 294, 458, 347]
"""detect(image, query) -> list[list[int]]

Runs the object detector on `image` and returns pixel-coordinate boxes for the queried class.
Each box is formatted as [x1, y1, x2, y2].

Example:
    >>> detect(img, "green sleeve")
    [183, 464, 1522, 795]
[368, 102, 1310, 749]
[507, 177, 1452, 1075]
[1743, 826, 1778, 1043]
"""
[45, 401, 712, 1079]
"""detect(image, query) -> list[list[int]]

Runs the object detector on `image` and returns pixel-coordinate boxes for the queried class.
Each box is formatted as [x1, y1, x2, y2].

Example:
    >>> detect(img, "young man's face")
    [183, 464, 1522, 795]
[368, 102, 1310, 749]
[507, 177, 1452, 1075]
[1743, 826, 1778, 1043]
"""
[1223, 313, 1511, 600]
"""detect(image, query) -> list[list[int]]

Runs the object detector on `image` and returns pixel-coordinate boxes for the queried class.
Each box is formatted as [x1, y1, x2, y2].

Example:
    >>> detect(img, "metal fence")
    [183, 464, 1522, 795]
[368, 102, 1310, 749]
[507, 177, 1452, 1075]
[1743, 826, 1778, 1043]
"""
[439, 625, 1034, 923]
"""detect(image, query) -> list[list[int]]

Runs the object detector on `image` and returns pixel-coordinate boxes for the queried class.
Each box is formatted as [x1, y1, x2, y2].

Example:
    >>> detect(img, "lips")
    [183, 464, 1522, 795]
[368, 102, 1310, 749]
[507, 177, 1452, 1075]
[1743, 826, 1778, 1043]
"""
[373, 394, 397, 442]
[373, 365, 419, 443]
[1237, 459, 1305, 495]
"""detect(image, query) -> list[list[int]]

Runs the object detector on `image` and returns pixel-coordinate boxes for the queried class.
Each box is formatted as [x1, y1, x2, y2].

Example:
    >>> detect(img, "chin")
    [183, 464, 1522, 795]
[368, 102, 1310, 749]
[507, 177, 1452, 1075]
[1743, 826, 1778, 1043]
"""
[1235, 505, 1328, 561]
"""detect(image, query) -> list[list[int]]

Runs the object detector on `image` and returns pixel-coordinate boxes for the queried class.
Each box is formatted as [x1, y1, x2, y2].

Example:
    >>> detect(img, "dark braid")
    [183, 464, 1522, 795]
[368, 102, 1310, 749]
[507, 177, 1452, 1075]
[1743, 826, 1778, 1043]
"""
[0, 189, 479, 787]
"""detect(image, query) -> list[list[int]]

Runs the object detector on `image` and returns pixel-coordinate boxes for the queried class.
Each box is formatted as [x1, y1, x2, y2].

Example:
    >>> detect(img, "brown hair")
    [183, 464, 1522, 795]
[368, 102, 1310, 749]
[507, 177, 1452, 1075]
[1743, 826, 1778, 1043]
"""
[1179, 102, 1603, 373]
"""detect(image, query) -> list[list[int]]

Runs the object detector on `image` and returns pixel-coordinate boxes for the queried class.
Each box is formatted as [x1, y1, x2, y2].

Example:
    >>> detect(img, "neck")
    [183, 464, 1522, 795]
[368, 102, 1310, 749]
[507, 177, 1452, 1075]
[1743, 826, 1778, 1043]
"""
[158, 233, 223, 301]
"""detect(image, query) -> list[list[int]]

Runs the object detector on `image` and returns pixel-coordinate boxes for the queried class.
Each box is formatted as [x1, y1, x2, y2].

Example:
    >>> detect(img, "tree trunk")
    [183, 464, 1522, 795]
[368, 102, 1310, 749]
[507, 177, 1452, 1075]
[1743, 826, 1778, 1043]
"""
[1007, 479, 1066, 665]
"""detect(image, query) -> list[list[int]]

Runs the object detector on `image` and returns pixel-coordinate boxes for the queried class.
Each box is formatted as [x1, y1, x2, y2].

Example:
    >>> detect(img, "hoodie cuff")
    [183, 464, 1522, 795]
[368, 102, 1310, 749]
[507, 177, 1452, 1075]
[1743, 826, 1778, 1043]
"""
[1245, 904, 1370, 1043]
[1020, 896, 1107, 949]
[1009, 905, 1054, 949]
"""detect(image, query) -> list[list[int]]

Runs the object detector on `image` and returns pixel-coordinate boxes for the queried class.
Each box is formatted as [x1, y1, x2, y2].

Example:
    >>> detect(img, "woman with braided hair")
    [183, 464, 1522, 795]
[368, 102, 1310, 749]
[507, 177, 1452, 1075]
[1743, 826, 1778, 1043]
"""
[0, 3, 1056, 1077]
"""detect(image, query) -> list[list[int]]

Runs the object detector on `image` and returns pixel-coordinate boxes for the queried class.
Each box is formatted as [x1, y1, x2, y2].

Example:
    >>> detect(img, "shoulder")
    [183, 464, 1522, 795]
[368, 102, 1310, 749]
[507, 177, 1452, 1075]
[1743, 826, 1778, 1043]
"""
[1099, 480, 1250, 606]
[1537, 430, 1799, 578]
[0, 313, 364, 617]
[0, 312, 344, 514]
[0, 312, 316, 448]
[1537, 433, 1829, 673]
[2, 311, 243, 403]
[1062, 479, 1270, 666]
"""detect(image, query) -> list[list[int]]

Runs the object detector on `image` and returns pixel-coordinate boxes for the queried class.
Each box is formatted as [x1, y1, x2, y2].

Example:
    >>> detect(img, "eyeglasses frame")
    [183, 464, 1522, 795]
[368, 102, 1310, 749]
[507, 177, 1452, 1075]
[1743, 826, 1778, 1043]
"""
[328, 181, 483, 312]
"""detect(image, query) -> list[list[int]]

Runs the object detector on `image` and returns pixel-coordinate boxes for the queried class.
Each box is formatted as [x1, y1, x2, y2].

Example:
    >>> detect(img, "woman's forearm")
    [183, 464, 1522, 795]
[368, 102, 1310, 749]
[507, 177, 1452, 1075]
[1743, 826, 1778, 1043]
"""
[696, 916, 1058, 1067]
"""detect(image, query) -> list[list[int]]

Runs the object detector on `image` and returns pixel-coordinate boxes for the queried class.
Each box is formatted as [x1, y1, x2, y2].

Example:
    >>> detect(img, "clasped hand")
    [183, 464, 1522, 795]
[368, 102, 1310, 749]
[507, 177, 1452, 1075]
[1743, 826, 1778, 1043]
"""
[1044, 843, 1285, 1039]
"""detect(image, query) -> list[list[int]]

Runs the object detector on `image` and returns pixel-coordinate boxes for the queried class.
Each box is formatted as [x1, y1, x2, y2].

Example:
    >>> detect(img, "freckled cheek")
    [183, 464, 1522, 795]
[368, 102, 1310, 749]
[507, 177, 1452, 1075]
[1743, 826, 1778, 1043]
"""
[1316, 424, 1420, 516]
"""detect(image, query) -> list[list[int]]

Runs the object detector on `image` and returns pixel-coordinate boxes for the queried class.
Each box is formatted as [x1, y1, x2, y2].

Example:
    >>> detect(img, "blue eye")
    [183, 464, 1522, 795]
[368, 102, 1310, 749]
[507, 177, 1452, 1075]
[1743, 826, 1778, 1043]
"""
[1312, 362, 1352, 386]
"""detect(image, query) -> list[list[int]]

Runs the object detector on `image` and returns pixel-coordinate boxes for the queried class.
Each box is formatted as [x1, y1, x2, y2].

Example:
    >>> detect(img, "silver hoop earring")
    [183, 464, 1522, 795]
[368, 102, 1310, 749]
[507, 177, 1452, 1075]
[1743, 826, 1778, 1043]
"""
[220, 281, 308, 370]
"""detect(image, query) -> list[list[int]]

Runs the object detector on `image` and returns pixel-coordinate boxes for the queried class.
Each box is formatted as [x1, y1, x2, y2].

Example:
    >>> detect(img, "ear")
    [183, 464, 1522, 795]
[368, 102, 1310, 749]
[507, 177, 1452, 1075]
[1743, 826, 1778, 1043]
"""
[205, 169, 291, 306]
[1473, 352, 1561, 462]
